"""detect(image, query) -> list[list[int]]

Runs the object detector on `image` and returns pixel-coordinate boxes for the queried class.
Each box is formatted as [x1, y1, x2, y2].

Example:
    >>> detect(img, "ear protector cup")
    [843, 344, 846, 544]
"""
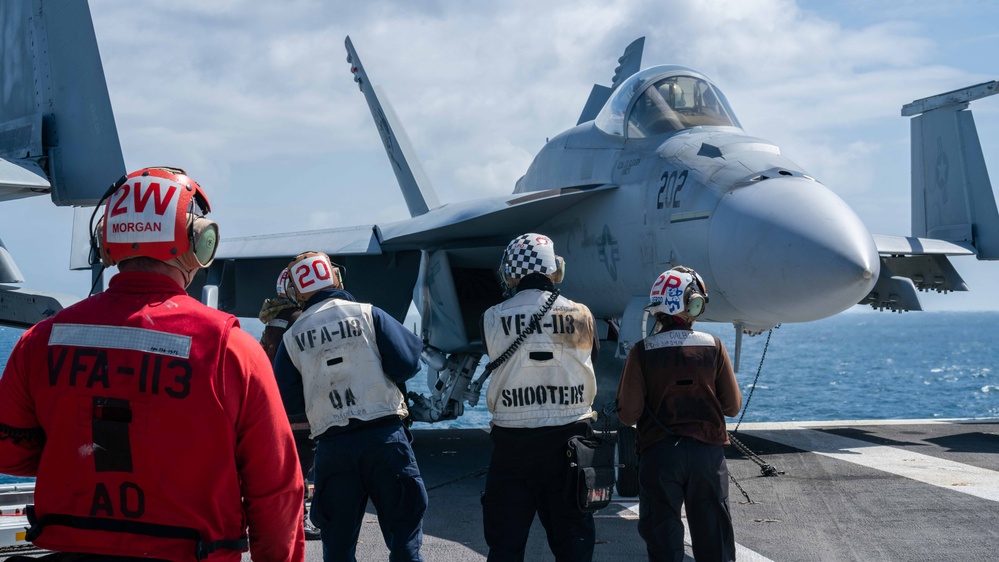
[685, 291, 705, 317]
[683, 276, 708, 317]
[191, 217, 218, 267]
[551, 255, 566, 284]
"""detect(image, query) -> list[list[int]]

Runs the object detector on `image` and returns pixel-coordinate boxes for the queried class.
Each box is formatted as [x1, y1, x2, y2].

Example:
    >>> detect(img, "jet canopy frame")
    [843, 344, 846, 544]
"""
[593, 65, 742, 138]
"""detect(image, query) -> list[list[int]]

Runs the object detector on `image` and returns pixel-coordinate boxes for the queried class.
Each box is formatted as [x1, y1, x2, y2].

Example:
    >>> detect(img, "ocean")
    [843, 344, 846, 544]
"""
[2, 310, 997, 484]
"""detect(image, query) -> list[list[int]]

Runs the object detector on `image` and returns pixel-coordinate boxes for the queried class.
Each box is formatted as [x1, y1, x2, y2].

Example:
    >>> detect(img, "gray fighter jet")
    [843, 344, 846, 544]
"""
[2, 3, 997, 425]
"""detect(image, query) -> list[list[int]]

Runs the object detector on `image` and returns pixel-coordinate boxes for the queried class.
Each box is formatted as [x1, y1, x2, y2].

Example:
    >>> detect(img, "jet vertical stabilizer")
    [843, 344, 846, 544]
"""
[905, 80, 999, 260]
[345, 36, 441, 218]
[1, 0, 125, 327]
[1, 0, 125, 205]
[577, 37, 645, 125]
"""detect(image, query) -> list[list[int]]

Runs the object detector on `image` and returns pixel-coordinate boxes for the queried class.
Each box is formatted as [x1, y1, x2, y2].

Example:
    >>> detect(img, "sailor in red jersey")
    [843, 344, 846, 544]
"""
[0, 167, 305, 562]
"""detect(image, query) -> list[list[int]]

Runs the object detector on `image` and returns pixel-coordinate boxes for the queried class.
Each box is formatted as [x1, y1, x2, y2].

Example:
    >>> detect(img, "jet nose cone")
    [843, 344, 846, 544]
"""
[709, 177, 879, 323]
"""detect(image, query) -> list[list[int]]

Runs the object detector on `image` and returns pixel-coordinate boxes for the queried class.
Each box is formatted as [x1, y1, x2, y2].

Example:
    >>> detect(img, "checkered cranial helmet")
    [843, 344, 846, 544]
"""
[500, 233, 562, 282]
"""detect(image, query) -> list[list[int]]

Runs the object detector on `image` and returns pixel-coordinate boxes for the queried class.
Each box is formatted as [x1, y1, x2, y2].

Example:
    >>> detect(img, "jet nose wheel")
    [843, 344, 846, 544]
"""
[616, 426, 639, 497]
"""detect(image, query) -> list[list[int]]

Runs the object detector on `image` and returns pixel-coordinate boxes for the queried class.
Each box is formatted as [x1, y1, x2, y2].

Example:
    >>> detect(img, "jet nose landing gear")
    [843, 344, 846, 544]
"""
[409, 349, 484, 423]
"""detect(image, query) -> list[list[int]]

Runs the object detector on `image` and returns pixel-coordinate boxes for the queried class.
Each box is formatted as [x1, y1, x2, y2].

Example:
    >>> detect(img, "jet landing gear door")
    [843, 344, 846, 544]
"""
[417, 250, 468, 352]
[411, 249, 504, 423]
[616, 296, 653, 357]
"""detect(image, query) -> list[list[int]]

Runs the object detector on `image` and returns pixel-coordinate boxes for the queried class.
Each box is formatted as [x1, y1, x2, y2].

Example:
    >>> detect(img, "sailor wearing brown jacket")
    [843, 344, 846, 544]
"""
[616, 266, 742, 562]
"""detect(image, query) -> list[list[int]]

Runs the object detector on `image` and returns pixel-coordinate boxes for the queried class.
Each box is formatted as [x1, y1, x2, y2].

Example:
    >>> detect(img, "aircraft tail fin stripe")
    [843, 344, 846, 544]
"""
[907, 81, 999, 260]
[345, 36, 441, 218]
[577, 37, 645, 125]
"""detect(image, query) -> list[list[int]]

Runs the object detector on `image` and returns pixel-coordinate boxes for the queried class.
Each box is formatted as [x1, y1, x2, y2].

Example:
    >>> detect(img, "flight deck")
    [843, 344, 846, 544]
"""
[3, 418, 997, 561]
[291, 418, 999, 561]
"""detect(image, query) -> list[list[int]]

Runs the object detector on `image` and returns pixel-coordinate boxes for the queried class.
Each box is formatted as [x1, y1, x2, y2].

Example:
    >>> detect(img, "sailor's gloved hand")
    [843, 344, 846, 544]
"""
[258, 297, 300, 324]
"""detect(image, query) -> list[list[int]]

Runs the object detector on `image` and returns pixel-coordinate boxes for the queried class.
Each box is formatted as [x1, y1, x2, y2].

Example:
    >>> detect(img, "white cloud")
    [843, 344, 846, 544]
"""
[5, 0, 998, 310]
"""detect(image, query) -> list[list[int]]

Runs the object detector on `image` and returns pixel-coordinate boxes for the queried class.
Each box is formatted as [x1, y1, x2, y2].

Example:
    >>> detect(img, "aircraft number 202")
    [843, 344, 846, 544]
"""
[656, 169, 688, 210]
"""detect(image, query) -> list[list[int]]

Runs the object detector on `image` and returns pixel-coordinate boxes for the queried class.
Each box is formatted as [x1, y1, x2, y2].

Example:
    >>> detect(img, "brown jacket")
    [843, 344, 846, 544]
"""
[616, 324, 741, 452]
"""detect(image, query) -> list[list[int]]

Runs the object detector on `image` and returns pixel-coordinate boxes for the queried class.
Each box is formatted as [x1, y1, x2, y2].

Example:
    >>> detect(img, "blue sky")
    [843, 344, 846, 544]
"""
[5, 0, 998, 313]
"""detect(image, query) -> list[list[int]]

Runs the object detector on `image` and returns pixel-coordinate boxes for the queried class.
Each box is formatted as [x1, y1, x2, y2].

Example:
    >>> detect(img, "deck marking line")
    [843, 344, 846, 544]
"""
[751, 427, 999, 502]
[602, 500, 777, 561]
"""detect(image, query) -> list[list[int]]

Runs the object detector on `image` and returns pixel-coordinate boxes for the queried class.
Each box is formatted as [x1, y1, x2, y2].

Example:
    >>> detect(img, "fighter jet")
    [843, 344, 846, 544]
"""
[2, 3, 998, 426]
[197, 37, 997, 423]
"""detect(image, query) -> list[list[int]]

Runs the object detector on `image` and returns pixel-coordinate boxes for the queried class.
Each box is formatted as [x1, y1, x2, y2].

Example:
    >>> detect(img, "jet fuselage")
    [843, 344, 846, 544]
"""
[514, 66, 879, 332]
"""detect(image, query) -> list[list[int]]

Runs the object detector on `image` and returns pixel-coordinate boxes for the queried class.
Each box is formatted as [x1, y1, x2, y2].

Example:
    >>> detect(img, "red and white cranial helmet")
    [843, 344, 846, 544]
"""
[501, 233, 558, 280]
[647, 266, 709, 318]
[96, 166, 218, 276]
[276, 269, 292, 299]
[285, 251, 342, 303]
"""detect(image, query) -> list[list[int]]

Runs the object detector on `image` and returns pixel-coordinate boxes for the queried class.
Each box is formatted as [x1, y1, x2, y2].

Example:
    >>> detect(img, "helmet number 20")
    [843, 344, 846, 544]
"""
[295, 260, 332, 289]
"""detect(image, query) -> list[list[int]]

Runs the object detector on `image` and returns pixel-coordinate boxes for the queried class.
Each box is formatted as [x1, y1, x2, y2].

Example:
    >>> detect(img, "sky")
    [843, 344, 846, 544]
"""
[4, 0, 999, 315]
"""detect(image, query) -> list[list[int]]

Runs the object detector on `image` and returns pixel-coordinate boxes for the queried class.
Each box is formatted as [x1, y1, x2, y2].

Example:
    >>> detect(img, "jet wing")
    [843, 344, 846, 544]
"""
[216, 224, 381, 259]
[864, 234, 976, 312]
[198, 184, 616, 321]
[378, 184, 617, 249]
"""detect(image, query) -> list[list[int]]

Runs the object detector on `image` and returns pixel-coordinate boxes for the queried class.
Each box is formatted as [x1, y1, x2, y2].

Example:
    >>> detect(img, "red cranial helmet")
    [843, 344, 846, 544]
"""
[96, 167, 217, 270]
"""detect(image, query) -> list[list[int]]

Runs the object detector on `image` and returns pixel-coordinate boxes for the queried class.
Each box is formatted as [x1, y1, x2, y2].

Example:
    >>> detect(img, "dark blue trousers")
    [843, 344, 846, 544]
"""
[481, 424, 595, 562]
[311, 420, 428, 562]
[638, 437, 735, 562]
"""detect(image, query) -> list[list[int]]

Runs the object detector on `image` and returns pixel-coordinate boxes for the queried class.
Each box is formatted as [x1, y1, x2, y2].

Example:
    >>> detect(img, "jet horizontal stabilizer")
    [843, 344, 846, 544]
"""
[0, 285, 80, 329]
[872, 234, 974, 256]
[0, 157, 49, 202]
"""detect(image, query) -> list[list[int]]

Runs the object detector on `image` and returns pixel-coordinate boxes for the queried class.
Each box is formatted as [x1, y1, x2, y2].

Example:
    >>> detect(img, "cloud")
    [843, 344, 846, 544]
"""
[5, 0, 997, 310]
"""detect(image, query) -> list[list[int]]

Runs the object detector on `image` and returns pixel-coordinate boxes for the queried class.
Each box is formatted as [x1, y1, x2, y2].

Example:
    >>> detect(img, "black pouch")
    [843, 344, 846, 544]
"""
[565, 433, 616, 512]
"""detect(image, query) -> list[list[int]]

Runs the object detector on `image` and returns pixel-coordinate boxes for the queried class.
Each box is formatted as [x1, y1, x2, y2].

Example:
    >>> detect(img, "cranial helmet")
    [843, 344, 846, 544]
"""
[658, 80, 685, 109]
[647, 266, 709, 318]
[285, 251, 344, 303]
[275, 269, 292, 299]
[92, 167, 218, 282]
[499, 233, 565, 290]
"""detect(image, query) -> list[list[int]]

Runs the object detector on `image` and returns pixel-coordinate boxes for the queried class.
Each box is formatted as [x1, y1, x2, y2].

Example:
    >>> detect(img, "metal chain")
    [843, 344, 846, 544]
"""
[729, 432, 782, 478]
[729, 472, 755, 504]
[734, 324, 779, 433]
[727, 325, 783, 507]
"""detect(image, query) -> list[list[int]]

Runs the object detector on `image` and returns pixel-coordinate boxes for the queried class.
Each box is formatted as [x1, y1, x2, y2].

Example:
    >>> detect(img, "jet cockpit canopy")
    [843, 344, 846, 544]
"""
[594, 65, 741, 138]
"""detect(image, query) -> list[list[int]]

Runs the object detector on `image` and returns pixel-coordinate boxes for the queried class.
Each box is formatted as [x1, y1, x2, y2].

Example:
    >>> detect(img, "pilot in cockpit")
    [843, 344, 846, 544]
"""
[658, 81, 686, 110]
[630, 80, 685, 137]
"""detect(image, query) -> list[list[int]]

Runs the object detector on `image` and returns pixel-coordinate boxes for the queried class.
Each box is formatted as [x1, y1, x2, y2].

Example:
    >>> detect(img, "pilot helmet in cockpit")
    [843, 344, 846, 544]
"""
[657, 81, 686, 109]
